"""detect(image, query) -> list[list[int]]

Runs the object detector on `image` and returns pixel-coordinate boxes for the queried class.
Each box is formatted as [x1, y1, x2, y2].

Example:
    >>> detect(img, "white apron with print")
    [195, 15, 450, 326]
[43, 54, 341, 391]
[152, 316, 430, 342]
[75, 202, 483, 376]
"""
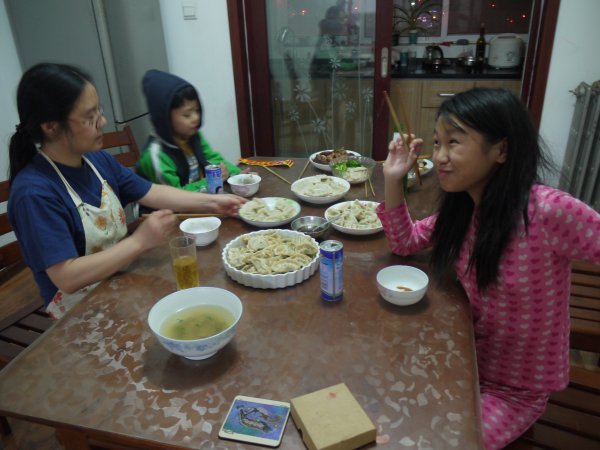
[40, 153, 128, 320]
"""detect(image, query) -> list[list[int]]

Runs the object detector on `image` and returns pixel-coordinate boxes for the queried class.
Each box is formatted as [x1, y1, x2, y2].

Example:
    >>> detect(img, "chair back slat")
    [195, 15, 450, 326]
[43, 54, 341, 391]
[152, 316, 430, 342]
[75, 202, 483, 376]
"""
[0, 180, 24, 278]
[102, 126, 140, 168]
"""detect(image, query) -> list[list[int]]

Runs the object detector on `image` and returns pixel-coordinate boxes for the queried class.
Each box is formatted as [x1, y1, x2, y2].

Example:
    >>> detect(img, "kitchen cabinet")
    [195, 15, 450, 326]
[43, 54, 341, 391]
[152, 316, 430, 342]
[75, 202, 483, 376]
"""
[389, 79, 421, 138]
[391, 78, 522, 153]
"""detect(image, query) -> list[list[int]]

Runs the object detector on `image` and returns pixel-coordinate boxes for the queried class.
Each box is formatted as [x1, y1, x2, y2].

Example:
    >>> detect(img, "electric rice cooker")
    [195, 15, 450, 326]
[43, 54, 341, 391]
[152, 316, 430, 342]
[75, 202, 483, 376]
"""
[488, 34, 523, 68]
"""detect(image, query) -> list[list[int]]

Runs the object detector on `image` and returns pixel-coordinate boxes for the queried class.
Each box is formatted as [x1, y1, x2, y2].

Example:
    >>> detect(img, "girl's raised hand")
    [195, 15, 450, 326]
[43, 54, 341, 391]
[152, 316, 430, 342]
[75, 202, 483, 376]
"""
[382, 134, 423, 182]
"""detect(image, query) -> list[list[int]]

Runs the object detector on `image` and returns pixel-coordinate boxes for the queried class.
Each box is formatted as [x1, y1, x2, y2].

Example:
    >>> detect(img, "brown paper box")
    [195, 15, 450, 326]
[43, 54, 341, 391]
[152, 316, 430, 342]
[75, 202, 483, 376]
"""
[290, 383, 376, 450]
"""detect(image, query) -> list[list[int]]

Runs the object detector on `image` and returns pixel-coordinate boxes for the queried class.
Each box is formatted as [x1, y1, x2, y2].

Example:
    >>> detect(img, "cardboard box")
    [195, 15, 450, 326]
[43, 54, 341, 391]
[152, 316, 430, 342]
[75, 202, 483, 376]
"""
[290, 383, 376, 450]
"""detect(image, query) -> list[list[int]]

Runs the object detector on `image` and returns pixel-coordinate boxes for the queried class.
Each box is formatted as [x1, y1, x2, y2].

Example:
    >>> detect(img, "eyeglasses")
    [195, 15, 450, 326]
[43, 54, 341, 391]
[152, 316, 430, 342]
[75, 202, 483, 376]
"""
[69, 106, 105, 130]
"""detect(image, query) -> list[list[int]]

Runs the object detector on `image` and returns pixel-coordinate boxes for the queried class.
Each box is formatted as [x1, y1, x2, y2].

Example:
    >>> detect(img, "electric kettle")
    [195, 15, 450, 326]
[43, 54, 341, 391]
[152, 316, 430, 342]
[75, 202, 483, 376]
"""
[424, 46, 444, 60]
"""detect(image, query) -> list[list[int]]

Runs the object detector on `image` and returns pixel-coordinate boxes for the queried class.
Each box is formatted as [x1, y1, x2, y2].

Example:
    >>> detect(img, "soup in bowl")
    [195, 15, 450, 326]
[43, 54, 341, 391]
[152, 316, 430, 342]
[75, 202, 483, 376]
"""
[148, 287, 243, 360]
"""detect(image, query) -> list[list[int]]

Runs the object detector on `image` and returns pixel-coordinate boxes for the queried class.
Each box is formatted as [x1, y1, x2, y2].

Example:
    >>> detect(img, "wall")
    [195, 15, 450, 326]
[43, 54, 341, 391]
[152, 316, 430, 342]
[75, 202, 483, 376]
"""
[159, 0, 241, 162]
[0, 0, 21, 182]
[539, 0, 600, 187]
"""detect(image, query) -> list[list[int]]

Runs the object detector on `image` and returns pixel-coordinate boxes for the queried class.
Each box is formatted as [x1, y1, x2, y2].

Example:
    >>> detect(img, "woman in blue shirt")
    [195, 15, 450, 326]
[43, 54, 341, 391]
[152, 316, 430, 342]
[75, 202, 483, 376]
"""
[8, 63, 246, 318]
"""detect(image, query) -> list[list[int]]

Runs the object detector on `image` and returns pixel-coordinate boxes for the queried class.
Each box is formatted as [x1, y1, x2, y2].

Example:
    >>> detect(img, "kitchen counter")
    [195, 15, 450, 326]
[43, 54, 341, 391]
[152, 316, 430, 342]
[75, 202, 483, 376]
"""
[392, 59, 522, 79]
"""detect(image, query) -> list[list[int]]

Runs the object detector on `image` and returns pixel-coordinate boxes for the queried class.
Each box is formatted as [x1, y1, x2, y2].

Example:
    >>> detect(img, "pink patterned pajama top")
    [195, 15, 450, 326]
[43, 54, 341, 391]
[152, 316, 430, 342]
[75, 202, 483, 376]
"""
[376, 184, 600, 392]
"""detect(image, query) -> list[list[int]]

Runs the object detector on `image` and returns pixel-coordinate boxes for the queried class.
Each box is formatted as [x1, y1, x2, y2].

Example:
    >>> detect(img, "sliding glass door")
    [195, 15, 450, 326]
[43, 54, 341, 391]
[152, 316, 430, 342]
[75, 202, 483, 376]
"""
[235, 0, 393, 160]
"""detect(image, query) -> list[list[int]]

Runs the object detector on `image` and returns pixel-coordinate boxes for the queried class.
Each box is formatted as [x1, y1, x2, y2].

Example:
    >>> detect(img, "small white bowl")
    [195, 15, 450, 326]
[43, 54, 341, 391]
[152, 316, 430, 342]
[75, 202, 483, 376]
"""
[227, 174, 261, 197]
[148, 287, 243, 360]
[179, 217, 221, 246]
[376, 265, 429, 306]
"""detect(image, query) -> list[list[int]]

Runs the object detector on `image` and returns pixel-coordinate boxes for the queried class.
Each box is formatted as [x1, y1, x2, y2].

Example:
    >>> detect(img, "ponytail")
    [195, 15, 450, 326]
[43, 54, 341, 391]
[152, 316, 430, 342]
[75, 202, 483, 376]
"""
[9, 63, 92, 181]
[9, 127, 38, 182]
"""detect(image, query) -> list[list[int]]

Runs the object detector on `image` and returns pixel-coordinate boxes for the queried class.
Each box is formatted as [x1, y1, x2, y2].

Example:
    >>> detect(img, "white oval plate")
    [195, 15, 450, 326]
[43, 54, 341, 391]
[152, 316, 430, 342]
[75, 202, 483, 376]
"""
[309, 150, 361, 172]
[408, 159, 434, 179]
[291, 175, 350, 205]
[325, 200, 383, 235]
[238, 197, 301, 228]
[222, 229, 320, 289]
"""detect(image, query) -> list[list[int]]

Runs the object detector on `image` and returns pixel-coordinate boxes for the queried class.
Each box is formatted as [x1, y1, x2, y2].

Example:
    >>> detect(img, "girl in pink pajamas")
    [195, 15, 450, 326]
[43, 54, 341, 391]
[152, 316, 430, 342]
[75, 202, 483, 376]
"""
[376, 88, 600, 449]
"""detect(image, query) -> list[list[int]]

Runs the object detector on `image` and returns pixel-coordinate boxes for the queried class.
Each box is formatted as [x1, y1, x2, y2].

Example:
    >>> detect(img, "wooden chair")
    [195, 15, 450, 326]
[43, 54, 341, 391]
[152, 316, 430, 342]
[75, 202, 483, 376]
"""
[102, 125, 140, 169]
[102, 125, 142, 232]
[0, 179, 53, 436]
[505, 260, 600, 450]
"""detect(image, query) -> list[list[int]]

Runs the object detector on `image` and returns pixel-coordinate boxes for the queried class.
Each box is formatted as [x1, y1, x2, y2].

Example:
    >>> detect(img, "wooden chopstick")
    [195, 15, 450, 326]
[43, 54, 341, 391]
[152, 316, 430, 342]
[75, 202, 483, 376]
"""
[376, 155, 431, 163]
[141, 213, 226, 220]
[368, 177, 376, 197]
[262, 166, 291, 185]
[384, 91, 408, 149]
[395, 92, 422, 185]
[364, 180, 368, 197]
[297, 159, 311, 180]
[384, 90, 421, 185]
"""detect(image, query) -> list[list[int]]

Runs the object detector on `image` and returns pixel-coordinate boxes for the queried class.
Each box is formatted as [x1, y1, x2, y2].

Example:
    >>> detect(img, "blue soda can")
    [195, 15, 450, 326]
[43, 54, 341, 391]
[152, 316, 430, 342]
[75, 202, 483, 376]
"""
[319, 240, 343, 301]
[205, 164, 223, 194]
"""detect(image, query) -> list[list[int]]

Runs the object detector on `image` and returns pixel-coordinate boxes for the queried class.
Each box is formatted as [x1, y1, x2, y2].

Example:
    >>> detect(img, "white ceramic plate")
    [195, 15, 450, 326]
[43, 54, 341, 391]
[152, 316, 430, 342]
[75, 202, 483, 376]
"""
[222, 229, 320, 289]
[290, 175, 350, 205]
[238, 197, 301, 228]
[408, 159, 434, 179]
[325, 200, 383, 235]
[309, 150, 361, 172]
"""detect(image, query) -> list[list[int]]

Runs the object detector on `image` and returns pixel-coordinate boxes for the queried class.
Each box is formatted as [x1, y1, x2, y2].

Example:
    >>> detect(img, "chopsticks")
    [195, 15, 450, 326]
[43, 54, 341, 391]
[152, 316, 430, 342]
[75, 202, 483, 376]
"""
[141, 213, 227, 220]
[262, 166, 291, 185]
[368, 177, 376, 197]
[384, 90, 422, 185]
[297, 159, 311, 180]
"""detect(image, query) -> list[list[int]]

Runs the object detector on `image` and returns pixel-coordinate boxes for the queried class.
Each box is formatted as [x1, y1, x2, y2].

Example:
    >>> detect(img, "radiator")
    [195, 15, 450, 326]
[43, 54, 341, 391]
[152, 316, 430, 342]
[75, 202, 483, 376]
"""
[559, 81, 600, 211]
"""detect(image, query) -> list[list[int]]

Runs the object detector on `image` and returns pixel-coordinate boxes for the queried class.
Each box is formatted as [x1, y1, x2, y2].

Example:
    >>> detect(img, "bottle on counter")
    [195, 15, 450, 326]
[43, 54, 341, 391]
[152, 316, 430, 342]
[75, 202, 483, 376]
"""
[476, 23, 486, 60]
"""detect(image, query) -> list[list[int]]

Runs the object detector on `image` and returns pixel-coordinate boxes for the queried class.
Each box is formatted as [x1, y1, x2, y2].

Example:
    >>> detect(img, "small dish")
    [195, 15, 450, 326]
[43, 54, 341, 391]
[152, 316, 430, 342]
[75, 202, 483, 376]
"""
[179, 217, 221, 246]
[376, 266, 429, 306]
[291, 216, 331, 240]
[408, 159, 434, 179]
[290, 175, 350, 204]
[309, 150, 361, 172]
[238, 197, 301, 228]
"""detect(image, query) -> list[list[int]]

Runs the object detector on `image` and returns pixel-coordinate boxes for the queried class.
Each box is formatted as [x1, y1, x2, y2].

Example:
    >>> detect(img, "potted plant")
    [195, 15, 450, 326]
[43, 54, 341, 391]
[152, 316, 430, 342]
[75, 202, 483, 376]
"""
[393, 0, 441, 44]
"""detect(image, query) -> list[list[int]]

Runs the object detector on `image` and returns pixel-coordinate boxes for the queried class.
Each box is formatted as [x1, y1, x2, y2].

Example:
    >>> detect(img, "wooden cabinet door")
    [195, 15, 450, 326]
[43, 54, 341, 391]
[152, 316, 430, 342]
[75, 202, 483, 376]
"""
[474, 79, 522, 97]
[389, 79, 422, 139]
[419, 80, 475, 152]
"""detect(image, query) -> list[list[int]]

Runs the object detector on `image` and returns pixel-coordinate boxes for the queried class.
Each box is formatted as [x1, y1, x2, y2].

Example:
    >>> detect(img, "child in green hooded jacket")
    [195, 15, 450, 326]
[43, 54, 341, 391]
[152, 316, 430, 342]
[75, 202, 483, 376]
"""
[137, 69, 245, 192]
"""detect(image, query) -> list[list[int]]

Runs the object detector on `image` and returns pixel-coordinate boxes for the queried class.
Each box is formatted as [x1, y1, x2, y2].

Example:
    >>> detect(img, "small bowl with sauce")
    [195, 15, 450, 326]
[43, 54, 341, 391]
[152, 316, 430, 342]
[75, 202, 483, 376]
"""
[180, 217, 221, 246]
[148, 287, 243, 360]
[291, 216, 331, 240]
[376, 265, 429, 306]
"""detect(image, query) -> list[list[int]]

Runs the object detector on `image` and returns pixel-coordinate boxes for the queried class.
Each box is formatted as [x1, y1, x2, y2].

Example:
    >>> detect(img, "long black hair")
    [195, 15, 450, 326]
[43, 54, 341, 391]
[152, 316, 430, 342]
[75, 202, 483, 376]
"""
[8, 63, 92, 181]
[430, 88, 554, 292]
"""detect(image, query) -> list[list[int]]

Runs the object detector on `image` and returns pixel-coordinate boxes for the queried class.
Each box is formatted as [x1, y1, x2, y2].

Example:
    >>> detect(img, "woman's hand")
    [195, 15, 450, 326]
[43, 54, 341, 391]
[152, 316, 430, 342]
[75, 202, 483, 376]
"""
[209, 194, 248, 216]
[131, 209, 178, 251]
[382, 134, 423, 183]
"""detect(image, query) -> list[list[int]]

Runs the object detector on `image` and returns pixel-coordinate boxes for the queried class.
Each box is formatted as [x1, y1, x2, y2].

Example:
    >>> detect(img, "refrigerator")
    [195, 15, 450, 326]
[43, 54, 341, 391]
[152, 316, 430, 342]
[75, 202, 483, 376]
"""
[5, 0, 170, 148]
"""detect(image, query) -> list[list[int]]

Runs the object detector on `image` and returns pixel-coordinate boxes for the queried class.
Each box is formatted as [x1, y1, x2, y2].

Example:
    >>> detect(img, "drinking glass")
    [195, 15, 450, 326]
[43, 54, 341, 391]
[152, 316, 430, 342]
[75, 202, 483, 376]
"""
[169, 236, 200, 290]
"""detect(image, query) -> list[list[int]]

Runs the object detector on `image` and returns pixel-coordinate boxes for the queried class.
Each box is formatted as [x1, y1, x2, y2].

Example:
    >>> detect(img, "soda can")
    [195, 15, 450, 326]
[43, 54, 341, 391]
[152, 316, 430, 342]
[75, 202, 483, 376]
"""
[205, 164, 223, 194]
[319, 240, 343, 301]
